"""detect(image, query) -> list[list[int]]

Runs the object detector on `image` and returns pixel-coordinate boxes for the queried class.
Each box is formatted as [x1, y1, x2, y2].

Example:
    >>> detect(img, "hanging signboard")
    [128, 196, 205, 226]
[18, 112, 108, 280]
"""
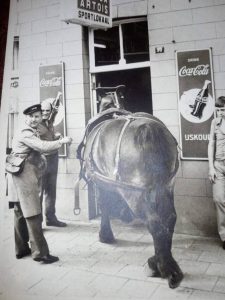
[60, 0, 112, 29]
[176, 49, 215, 160]
[39, 62, 67, 157]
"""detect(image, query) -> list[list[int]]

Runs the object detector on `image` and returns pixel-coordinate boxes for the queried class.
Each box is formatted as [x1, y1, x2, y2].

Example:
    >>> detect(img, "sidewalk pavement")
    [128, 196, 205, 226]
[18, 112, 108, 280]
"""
[1, 209, 225, 300]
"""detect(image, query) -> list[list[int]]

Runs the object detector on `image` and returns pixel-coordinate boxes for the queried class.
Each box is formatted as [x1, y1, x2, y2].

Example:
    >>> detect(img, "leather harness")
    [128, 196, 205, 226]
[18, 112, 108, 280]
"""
[74, 112, 145, 214]
[74, 111, 178, 215]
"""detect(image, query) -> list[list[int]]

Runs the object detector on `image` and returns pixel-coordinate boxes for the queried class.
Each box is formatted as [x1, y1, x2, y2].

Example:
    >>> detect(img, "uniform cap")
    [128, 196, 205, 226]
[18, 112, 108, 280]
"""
[215, 96, 225, 108]
[23, 104, 42, 115]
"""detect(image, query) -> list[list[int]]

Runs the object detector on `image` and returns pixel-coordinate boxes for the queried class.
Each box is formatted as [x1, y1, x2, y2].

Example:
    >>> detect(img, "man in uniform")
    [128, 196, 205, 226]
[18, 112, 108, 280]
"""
[39, 94, 66, 227]
[7, 104, 72, 263]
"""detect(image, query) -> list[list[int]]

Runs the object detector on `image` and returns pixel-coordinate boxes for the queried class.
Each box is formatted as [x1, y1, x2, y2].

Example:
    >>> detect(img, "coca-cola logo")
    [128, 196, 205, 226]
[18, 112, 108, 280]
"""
[40, 77, 62, 87]
[179, 64, 209, 77]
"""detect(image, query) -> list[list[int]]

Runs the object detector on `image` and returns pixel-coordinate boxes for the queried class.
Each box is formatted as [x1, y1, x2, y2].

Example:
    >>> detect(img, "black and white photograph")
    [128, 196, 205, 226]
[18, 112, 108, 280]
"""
[1, 0, 225, 300]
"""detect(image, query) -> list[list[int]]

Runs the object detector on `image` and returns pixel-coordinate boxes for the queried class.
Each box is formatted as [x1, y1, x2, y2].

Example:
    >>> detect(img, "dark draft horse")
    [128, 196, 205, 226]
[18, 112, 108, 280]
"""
[77, 86, 183, 288]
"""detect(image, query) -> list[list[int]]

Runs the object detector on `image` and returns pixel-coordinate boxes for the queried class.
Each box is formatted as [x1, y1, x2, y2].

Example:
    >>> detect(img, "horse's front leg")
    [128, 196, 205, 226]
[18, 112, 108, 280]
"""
[145, 187, 183, 289]
[97, 187, 116, 244]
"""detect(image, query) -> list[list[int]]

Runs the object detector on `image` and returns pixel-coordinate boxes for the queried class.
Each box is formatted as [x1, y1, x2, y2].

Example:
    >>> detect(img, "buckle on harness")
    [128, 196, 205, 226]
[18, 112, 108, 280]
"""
[73, 208, 81, 215]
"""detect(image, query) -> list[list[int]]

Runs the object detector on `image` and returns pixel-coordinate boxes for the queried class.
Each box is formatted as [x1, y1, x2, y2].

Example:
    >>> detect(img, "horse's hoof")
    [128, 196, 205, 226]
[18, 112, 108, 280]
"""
[119, 208, 134, 223]
[168, 272, 184, 289]
[144, 264, 160, 277]
[147, 256, 160, 277]
[99, 233, 116, 244]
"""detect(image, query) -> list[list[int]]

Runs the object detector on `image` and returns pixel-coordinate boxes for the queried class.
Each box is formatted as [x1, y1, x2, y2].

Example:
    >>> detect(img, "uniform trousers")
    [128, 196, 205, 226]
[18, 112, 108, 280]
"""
[41, 152, 58, 222]
[213, 160, 225, 241]
[14, 203, 49, 259]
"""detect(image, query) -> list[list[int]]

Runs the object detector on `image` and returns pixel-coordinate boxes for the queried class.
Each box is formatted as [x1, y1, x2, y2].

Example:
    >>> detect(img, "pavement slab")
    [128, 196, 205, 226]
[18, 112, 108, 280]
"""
[1, 211, 225, 300]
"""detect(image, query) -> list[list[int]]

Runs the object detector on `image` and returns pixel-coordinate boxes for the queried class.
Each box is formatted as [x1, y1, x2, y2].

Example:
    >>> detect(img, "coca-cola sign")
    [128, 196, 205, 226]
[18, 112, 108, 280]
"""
[176, 49, 215, 160]
[39, 63, 67, 157]
[179, 64, 209, 77]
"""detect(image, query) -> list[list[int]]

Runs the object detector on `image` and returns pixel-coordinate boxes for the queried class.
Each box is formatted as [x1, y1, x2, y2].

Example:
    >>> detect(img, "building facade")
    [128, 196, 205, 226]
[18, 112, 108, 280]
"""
[2, 0, 225, 236]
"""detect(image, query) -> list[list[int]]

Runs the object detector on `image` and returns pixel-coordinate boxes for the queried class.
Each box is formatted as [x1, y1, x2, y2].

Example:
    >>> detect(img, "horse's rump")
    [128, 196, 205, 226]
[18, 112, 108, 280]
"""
[83, 113, 178, 190]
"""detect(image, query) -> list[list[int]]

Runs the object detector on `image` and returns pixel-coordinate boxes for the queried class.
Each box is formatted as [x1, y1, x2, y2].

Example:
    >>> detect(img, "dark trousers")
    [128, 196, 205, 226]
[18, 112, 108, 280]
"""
[41, 153, 58, 221]
[14, 203, 49, 259]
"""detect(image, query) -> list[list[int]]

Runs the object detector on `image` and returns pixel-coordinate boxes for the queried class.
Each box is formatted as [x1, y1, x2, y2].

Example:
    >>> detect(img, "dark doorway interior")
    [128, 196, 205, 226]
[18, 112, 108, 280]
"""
[95, 67, 152, 114]
[88, 67, 152, 219]
[0, 0, 10, 106]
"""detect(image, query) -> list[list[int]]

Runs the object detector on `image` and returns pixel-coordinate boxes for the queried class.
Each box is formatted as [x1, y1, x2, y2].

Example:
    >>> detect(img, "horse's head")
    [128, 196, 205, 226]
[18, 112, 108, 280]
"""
[100, 95, 116, 112]
[98, 85, 126, 112]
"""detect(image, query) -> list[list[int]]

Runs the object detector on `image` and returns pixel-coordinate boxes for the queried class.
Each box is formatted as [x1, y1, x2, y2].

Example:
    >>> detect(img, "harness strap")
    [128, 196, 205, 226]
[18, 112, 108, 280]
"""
[87, 169, 147, 192]
[113, 116, 133, 179]
[75, 112, 180, 204]
[74, 177, 81, 215]
[73, 122, 105, 215]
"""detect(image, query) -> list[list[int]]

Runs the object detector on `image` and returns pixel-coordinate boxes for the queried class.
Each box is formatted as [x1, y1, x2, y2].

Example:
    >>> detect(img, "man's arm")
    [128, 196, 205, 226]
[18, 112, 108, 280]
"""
[49, 92, 62, 123]
[208, 119, 217, 183]
[22, 129, 71, 153]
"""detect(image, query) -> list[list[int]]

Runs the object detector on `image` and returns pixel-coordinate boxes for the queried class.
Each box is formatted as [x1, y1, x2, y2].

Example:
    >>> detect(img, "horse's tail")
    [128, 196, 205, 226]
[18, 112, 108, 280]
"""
[135, 121, 177, 147]
[135, 122, 171, 148]
[134, 122, 178, 182]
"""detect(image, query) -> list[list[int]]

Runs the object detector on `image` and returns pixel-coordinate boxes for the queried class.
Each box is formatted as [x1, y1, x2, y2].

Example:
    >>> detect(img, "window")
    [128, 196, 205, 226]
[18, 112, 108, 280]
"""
[89, 17, 150, 72]
[122, 21, 149, 64]
[7, 36, 19, 153]
[94, 26, 120, 66]
[12, 36, 19, 71]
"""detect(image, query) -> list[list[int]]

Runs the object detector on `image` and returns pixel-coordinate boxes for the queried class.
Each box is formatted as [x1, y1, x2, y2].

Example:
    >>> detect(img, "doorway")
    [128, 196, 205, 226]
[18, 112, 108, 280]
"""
[87, 17, 152, 219]
[94, 67, 152, 114]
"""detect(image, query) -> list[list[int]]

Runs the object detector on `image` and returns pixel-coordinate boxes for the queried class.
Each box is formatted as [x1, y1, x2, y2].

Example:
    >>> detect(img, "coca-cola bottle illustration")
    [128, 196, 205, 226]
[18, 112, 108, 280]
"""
[190, 80, 211, 118]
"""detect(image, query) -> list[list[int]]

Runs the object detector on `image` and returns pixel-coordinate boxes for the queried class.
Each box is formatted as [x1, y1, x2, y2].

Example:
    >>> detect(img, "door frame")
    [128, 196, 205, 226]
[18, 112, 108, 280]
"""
[88, 17, 151, 117]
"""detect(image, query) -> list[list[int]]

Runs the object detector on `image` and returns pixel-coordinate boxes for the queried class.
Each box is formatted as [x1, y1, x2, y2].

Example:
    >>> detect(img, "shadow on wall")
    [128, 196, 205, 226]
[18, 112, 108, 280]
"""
[174, 195, 218, 237]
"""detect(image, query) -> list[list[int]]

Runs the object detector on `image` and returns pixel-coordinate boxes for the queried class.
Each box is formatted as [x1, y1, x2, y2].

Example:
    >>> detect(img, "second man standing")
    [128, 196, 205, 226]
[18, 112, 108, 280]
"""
[39, 93, 66, 227]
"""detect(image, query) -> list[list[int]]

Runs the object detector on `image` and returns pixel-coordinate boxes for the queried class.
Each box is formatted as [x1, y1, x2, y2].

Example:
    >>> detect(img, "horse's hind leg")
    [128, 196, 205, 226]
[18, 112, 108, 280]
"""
[97, 187, 116, 244]
[146, 255, 160, 277]
[145, 187, 183, 289]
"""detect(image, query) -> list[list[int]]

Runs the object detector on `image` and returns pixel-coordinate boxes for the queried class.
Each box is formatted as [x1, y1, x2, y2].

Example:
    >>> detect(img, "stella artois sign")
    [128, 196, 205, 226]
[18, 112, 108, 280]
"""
[60, 0, 112, 29]
[176, 49, 215, 160]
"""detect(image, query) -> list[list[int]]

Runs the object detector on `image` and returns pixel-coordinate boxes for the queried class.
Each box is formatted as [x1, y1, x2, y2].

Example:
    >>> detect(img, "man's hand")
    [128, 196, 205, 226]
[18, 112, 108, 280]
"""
[60, 136, 72, 145]
[54, 132, 62, 140]
[209, 167, 217, 183]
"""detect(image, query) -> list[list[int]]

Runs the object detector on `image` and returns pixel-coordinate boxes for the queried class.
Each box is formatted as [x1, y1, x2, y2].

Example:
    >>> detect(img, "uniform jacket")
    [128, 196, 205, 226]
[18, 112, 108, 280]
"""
[8, 124, 63, 218]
